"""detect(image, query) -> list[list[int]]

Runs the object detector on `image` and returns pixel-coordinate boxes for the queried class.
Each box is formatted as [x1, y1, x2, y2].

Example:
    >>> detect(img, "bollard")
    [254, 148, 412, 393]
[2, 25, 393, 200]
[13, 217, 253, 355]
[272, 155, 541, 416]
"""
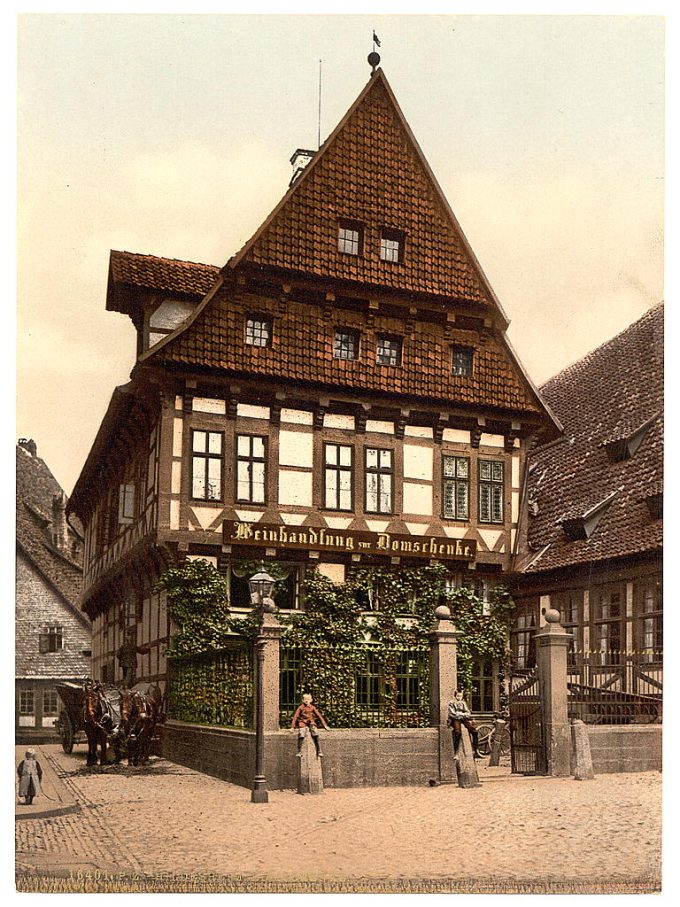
[488, 718, 507, 767]
[454, 725, 481, 789]
[571, 719, 595, 781]
[296, 733, 324, 795]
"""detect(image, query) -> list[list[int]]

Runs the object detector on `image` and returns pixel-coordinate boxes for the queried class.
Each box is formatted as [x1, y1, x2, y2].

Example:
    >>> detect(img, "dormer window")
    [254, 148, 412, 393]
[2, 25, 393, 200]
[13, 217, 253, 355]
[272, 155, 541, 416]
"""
[380, 228, 404, 263]
[338, 221, 363, 256]
[600, 414, 658, 463]
[334, 328, 360, 361]
[560, 490, 619, 541]
[245, 315, 272, 348]
[452, 345, 474, 377]
[376, 334, 402, 367]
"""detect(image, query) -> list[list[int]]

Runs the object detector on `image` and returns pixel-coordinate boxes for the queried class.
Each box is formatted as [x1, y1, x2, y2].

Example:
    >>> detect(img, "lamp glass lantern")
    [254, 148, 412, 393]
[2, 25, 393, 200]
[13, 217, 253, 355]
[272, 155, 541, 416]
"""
[248, 570, 275, 604]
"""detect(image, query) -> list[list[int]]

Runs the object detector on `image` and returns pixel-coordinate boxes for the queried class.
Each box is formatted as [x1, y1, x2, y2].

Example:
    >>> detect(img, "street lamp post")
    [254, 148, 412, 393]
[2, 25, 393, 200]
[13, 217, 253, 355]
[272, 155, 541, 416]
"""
[248, 570, 275, 804]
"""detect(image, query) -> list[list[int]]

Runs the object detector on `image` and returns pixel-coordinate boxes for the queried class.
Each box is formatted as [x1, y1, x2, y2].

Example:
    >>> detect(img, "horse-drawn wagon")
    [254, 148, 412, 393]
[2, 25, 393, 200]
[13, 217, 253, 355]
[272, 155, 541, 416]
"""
[55, 681, 89, 753]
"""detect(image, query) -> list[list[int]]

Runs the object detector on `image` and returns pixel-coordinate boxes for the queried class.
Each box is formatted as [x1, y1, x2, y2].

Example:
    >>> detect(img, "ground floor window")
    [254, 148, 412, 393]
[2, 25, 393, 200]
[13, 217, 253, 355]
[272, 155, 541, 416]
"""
[19, 690, 35, 715]
[43, 689, 59, 716]
[470, 658, 495, 713]
[511, 601, 537, 670]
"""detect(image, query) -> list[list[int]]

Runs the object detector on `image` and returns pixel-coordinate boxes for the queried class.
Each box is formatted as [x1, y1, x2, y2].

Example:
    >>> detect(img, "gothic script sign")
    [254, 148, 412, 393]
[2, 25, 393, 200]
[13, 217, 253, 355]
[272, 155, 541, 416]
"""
[222, 520, 476, 562]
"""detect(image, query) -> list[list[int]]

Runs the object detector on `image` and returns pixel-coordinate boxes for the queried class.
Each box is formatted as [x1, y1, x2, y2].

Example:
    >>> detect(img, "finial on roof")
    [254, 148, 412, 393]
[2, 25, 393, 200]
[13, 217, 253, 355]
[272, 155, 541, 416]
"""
[369, 30, 381, 74]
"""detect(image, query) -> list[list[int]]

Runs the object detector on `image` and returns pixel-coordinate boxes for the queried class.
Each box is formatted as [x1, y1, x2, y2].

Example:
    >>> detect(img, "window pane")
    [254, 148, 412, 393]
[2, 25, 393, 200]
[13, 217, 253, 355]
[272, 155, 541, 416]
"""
[207, 458, 222, 499]
[251, 463, 265, 502]
[192, 458, 205, 498]
[339, 471, 352, 491]
[208, 432, 222, 454]
[338, 226, 360, 255]
[479, 484, 491, 522]
[443, 482, 455, 518]
[491, 485, 503, 522]
[452, 346, 473, 376]
[457, 482, 469, 520]
[366, 448, 378, 469]
[443, 457, 456, 478]
[479, 460, 491, 481]
[193, 431, 206, 453]
[325, 445, 337, 465]
[252, 436, 265, 459]
[339, 446, 352, 467]
[339, 488, 352, 510]
[456, 458, 469, 478]
[325, 471, 337, 507]
[366, 489, 379, 512]
[380, 449, 392, 469]
[491, 461, 504, 482]
[380, 236, 400, 262]
[237, 435, 251, 456]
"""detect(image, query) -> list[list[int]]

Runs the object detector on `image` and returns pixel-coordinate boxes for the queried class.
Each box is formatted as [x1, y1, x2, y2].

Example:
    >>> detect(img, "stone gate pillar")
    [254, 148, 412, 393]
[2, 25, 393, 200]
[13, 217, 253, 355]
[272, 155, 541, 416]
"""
[429, 605, 458, 782]
[259, 609, 282, 732]
[535, 608, 572, 777]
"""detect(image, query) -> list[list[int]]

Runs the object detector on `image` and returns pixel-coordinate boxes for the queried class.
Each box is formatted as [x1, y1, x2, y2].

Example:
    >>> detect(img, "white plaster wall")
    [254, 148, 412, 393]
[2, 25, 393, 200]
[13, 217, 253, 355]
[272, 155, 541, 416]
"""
[171, 461, 182, 494]
[443, 428, 470, 444]
[172, 418, 183, 457]
[190, 506, 222, 530]
[366, 420, 394, 434]
[512, 455, 521, 489]
[170, 500, 180, 529]
[405, 426, 433, 439]
[279, 470, 313, 506]
[317, 563, 346, 585]
[402, 482, 432, 515]
[511, 491, 520, 524]
[403, 444, 433, 481]
[279, 430, 314, 467]
[481, 433, 505, 448]
[237, 404, 270, 420]
[324, 413, 355, 430]
[281, 408, 313, 425]
[192, 397, 226, 414]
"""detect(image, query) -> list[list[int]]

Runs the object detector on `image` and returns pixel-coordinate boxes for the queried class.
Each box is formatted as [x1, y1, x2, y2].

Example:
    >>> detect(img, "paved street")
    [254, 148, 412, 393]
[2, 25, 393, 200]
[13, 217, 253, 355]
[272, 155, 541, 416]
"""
[16, 744, 661, 893]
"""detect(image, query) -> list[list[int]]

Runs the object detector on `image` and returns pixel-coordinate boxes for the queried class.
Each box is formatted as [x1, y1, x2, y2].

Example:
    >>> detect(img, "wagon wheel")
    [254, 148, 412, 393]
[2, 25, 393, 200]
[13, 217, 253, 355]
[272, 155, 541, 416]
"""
[494, 723, 511, 756]
[59, 709, 74, 753]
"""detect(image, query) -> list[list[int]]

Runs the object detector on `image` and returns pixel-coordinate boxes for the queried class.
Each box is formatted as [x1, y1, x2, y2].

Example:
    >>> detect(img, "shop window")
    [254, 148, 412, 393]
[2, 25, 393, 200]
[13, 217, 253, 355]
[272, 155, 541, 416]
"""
[324, 443, 353, 510]
[479, 459, 504, 524]
[191, 430, 223, 501]
[365, 447, 393, 514]
[236, 435, 266, 503]
[443, 455, 469, 520]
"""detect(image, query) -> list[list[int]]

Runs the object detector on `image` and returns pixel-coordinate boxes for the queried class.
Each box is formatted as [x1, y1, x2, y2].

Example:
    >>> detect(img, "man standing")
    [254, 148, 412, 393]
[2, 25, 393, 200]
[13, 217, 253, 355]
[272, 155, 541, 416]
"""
[117, 629, 150, 688]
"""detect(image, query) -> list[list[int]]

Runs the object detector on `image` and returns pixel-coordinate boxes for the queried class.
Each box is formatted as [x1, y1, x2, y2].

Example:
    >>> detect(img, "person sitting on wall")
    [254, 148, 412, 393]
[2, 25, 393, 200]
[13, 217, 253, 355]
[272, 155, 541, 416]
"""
[292, 693, 330, 758]
[17, 748, 43, 805]
[448, 689, 483, 759]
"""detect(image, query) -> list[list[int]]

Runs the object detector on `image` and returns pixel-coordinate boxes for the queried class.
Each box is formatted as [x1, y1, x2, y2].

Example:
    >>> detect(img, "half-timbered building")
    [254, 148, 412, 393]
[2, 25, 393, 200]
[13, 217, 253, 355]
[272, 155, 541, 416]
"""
[67, 67, 560, 704]
[510, 305, 663, 712]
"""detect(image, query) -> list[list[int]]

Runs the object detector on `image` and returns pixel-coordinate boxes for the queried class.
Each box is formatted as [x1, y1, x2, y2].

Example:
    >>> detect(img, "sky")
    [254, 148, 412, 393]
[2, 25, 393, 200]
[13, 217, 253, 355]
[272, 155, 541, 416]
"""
[15, 11, 665, 495]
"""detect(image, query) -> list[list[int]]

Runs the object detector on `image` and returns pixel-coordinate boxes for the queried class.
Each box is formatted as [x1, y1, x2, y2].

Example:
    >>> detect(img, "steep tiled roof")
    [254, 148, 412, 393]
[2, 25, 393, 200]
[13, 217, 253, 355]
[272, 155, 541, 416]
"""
[230, 71, 497, 308]
[16, 444, 85, 612]
[520, 305, 663, 573]
[107, 250, 220, 309]
[148, 286, 544, 415]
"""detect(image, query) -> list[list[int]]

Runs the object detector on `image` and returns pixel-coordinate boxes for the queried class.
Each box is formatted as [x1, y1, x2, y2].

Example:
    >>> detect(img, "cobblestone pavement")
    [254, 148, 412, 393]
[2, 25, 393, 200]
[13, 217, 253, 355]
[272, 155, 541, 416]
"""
[16, 745, 662, 892]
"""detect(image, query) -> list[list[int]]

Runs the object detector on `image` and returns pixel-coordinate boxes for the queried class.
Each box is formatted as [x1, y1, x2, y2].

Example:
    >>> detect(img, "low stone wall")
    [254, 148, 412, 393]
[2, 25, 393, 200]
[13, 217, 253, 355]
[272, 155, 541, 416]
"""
[586, 725, 662, 774]
[162, 721, 443, 789]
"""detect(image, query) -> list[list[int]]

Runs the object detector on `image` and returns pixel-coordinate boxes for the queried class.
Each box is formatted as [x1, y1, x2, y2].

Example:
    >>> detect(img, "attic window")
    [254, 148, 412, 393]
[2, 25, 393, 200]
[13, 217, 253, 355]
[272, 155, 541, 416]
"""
[245, 316, 272, 348]
[560, 490, 619, 541]
[334, 328, 360, 361]
[376, 335, 402, 367]
[452, 345, 474, 377]
[39, 626, 63, 653]
[380, 228, 405, 263]
[338, 222, 363, 256]
[600, 415, 657, 463]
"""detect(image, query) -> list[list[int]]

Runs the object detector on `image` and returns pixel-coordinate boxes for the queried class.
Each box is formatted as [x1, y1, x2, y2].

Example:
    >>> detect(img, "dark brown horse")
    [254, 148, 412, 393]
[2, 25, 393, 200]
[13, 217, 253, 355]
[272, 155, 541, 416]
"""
[82, 682, 123, 766]
[119, 683, 163, 766]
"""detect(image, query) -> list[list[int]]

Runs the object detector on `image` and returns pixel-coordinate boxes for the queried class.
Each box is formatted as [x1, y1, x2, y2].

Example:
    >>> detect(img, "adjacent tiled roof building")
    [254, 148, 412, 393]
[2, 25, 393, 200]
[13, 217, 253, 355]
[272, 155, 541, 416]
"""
[518, 303, 663, 574]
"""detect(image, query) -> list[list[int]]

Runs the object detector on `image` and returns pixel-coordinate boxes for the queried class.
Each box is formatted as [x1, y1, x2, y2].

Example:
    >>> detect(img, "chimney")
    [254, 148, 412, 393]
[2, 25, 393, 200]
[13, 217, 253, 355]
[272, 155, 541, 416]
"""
[18, 438, 37, 457]
[289, 148, 315, 188]
[51, 491, 69, 553]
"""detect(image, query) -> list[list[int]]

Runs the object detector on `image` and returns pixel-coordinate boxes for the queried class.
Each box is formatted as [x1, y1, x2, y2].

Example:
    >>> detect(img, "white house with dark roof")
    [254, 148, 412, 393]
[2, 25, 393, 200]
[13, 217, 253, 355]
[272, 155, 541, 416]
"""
[16, 439, 90, 743]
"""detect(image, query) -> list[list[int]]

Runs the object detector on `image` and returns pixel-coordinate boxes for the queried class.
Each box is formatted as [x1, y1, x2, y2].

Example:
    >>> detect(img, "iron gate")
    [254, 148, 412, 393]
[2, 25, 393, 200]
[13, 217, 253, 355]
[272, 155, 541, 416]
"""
[508, 668, 546, 775]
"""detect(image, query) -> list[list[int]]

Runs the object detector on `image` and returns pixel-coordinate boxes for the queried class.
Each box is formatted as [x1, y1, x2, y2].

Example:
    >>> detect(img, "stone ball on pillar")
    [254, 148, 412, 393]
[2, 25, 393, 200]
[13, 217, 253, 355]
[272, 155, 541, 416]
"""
[434, 604, 452, 621]
[261, 597, 277, 613]
[544, 608, 562, 624]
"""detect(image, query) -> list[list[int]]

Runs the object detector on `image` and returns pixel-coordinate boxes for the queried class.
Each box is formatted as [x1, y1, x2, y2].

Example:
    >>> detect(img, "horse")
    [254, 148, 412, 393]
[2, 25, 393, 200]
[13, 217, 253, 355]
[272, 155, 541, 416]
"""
[119, 683, 163, 766]
[82, 682, 123, 766]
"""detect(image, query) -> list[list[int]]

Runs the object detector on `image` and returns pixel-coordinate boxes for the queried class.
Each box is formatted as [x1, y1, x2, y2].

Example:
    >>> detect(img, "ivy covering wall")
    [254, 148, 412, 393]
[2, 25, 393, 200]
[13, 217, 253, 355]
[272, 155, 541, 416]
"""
[159, 559, 513, 729]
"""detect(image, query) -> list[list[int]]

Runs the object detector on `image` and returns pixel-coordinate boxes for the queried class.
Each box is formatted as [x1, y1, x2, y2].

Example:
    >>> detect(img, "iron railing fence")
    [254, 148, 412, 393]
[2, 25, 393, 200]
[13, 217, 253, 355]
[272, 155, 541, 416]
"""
[168, 639, 254, 729]
[280, 643, 431, 729]
[567, 652, 662, 725]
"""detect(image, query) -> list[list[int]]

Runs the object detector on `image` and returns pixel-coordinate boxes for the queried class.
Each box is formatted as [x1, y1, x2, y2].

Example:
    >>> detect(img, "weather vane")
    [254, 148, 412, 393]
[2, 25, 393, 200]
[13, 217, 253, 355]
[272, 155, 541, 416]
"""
[368, 31, 381, 73]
